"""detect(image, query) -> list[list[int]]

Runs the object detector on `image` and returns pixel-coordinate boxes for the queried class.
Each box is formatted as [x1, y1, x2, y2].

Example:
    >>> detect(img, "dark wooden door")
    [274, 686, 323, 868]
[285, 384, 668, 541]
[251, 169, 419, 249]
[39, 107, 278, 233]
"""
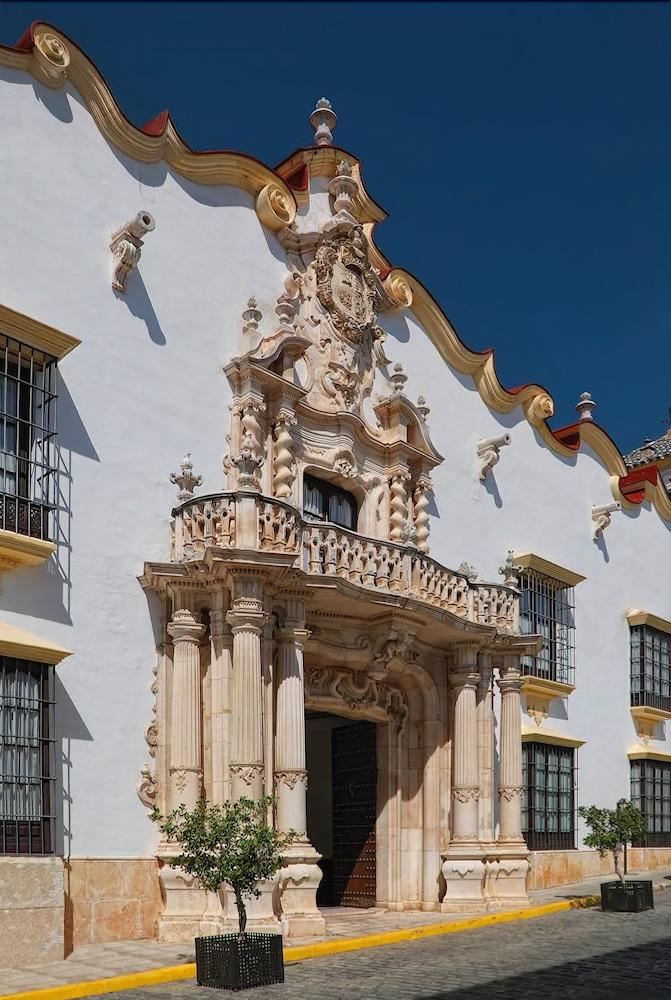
[331, 721, 377, 908]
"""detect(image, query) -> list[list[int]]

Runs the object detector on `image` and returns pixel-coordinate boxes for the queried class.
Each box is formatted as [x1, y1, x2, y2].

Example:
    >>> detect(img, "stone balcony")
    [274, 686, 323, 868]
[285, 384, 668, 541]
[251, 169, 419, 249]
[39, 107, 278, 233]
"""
[171, 492, 519, 634]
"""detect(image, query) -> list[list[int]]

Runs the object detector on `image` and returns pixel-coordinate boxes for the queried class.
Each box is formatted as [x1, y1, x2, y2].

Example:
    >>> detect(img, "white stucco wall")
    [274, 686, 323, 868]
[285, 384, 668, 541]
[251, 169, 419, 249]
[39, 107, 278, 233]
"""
[0, 64, 669, 859]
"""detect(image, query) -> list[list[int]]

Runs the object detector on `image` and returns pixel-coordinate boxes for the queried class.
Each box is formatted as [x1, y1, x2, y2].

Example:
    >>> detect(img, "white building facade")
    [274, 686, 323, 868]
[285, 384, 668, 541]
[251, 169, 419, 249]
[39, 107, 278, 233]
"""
[0, 22, 670, 967]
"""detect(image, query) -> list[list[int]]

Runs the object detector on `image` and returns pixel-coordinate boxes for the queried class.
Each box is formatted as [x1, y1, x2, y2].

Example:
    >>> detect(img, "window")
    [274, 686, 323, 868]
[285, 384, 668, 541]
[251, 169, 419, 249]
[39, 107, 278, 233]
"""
[522, 742, 576, 850]
[303, 474, 357, 531]
[0, 657, 55, 854]
[631, 760, 671, 848]
[519, 570, 575, 685]
[630, 626, 670, 713]
[0, 335, 57, 542]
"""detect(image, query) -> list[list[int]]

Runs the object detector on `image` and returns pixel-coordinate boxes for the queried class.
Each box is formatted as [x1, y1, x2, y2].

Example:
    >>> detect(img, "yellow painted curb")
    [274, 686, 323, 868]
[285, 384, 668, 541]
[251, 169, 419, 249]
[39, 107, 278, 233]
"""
[1, 894, 601, 1000]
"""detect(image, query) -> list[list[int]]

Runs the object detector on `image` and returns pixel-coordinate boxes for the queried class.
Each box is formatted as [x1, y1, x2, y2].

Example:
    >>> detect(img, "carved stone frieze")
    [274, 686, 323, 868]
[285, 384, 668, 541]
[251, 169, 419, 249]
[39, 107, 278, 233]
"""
[452, 785, 480, 803]
[304, 665, 408, 730]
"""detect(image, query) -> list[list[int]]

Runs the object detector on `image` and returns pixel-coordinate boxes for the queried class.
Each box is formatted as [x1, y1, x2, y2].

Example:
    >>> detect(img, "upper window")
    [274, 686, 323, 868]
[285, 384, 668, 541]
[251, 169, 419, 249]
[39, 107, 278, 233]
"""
[519, 569, 575, 686]
[630, 625, 670, 713]
[522, 741, 576, 851]
[631, 759, 671, 848]
[0, 335, 57, 542]
[0, 656, 55, 855]
[303, 474, 357, 531]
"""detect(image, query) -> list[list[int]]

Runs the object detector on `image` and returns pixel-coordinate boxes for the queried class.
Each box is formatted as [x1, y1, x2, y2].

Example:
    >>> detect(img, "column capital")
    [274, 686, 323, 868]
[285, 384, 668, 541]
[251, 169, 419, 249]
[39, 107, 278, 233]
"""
[498, 785, 524, 801]
[497, 672, 523, 694]
[227, 608, 268, 635]
[167, 609, 206, 645]
[449, 669, 480, 691]
[276, 626, 311, 649]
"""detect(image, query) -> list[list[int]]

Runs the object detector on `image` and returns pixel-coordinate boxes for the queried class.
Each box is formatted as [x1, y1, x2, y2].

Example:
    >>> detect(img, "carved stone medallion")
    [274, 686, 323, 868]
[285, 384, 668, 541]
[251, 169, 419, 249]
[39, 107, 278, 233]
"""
[315, 226, 377, 343]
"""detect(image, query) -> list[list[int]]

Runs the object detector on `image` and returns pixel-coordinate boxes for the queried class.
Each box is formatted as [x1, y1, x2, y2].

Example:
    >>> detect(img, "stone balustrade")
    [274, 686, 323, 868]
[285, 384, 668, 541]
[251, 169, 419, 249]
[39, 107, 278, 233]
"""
[171, 492, 518, 632]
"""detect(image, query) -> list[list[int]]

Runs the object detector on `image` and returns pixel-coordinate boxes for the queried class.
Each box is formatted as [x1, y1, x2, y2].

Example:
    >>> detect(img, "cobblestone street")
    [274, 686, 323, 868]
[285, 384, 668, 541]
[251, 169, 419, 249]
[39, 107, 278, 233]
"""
[93, 892, 671, 999]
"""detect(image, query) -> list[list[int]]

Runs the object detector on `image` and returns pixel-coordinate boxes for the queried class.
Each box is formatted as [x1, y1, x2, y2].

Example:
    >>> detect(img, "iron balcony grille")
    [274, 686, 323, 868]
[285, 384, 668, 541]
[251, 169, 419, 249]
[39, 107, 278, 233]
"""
[630, 625, 670, 713]
[0, 656, 55, 855]
[519, 570, 575, 686]
[0, 334, 58, 542]
[631, 760, 671, 848]
[522, 741, 576, 851]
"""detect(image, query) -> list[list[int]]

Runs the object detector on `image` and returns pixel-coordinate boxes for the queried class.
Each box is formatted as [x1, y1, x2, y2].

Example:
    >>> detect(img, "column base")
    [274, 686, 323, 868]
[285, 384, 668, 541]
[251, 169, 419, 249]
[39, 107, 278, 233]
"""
[440, 848, 487, 911]
[278, 844, 326, 938]
[484, 848, 530, 907]
[157, 864, 213, 943]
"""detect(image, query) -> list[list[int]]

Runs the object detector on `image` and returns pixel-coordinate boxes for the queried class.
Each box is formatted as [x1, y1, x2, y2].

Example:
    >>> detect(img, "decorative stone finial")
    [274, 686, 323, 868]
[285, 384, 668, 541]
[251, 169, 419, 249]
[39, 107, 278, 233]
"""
[498, 550, 521, 589]
[417, 395, 430, 421]
[310, 98, 337, 147]
[391, 363, 408, 395]
[170, 454, 203, 502]
[458, 561, 478, 583]
[233, 432, 264, 492]
[576, 391, 596, 422]
[242, 297, 262, 336]
[328, 159, 358, 219]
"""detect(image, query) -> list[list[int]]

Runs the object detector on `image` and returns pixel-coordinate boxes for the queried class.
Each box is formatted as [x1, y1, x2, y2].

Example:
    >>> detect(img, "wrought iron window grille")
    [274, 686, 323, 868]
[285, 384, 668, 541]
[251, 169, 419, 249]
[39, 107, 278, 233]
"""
[631, 760, 671, 848]
[522, 741, 577, 851]
[0, 656, 55, 855]
[0, 334, 58, 542]
[519, 570, 575, 685]
[630, 626, 671, 713]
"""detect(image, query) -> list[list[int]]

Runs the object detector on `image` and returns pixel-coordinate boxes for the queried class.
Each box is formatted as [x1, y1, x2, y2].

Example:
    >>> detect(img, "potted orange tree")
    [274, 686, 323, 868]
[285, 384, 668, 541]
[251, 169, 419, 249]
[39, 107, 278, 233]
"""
[152, 796, 295, 990]
[578, 799, 652, 913]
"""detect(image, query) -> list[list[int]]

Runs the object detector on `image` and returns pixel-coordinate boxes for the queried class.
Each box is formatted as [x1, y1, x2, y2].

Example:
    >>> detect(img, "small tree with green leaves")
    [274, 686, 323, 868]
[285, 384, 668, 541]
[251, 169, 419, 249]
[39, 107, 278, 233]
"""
[578, 799, 646, 881]
[151, 797, 296, 934]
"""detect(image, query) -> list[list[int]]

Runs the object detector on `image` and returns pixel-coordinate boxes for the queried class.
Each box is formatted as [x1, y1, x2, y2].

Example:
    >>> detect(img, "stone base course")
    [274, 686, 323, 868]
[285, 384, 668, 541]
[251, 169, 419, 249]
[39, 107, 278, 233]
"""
[65, 858, 163, 952]
[528, 846, 671, 890]
[0, 856, 64, 968]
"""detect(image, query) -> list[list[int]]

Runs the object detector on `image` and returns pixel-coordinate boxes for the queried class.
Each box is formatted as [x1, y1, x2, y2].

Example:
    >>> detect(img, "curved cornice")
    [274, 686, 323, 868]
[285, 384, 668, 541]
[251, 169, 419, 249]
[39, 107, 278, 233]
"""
[1, 23, 668, 525]
[0, 22, 297, 210]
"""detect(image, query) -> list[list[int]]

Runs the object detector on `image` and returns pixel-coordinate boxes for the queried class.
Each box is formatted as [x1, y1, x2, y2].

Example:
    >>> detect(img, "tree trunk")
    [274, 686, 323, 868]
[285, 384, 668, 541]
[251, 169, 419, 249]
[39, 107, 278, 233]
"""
[613, 843, 624, 882]
[234, 888, 247, 935]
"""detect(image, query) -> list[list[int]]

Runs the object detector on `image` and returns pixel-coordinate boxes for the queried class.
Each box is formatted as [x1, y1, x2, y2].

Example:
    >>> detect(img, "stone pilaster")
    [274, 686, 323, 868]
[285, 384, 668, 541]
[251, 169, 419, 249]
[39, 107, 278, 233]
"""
[209, 592, 232, 806]
[167, 608, 206, 811]
[442, 643, 486, 911]
[274, 612, 325, 937]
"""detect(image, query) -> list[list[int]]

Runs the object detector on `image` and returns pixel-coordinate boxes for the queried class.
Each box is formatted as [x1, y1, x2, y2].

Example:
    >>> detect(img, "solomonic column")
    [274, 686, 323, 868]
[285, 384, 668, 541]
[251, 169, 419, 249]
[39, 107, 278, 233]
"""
[490, 653, 529, 905]
[442, 643, 486, 911]
[227, 595, 266, 801]
[167, 607, 206, 810]
[274, 612, 325, 937]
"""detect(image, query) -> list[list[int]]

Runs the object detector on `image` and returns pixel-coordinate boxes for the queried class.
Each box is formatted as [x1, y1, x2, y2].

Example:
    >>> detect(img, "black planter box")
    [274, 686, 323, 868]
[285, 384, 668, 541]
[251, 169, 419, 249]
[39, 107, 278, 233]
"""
[195, 932, 285, 991]
[600, 880, 654, 913]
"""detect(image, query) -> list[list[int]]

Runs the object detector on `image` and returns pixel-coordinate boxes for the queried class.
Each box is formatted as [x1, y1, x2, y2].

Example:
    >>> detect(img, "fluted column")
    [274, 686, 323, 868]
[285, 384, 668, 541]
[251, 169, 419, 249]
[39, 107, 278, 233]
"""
[227, 594, 266, 801]
[497, 656, 525, 844]
[167, 608, 206, 811]
[450, 655, 480, 843]
[274, 626, 310, 836]
[209, 592, 233, 805]
[477, 652, 495, 845]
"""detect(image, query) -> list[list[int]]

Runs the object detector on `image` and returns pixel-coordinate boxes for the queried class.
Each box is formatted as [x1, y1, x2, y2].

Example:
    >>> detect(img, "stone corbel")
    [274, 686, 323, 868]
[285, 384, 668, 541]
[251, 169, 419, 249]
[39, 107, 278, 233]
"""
[477, 433, 511, 483]
[110, 212, 155, 292]
[592, 502, 621, 541]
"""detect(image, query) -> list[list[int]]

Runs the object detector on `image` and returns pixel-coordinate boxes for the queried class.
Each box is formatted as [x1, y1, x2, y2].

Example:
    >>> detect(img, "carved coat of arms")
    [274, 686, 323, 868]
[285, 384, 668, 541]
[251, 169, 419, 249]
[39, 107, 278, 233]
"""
[315, 226, 377, 343]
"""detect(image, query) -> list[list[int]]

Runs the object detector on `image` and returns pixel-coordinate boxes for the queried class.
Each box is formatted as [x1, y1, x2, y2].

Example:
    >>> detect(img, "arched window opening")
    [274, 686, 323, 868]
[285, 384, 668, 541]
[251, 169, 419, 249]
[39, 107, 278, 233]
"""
[303, 474, 357, 531]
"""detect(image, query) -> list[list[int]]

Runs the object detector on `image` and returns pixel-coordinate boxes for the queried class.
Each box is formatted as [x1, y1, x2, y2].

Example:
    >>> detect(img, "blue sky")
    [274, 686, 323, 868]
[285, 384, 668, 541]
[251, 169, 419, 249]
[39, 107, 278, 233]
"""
[2, 2, 669, 452]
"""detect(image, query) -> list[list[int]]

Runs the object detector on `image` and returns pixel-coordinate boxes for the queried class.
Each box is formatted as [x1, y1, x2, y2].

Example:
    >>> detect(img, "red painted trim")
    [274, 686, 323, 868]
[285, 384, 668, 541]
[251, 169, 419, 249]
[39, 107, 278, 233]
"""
[141, 110, 170, 137]
[283, 164, 309, 192]
[553, 423, 582, 451]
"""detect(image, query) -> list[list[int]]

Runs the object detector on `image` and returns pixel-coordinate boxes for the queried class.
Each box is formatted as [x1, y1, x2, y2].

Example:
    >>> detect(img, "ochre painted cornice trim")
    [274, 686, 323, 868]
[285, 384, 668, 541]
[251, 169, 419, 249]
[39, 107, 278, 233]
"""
[514, 553, 586, 588]
[628, 746, 671, 763]
[0, 528, 57, 570]
[627, 610, 671, 636]
[521, 727, 586, 749]
[0, 302, 80, 360]
[0, 23, 297, 210]
[0, 622, 71, 664]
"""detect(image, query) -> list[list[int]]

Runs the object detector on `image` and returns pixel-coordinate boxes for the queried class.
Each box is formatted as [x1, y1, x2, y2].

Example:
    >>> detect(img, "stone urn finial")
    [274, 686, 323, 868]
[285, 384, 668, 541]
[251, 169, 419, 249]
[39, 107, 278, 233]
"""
[170, 454, 203, 501]
[310, 97, 337, 147]
[575, 391, 596, 422]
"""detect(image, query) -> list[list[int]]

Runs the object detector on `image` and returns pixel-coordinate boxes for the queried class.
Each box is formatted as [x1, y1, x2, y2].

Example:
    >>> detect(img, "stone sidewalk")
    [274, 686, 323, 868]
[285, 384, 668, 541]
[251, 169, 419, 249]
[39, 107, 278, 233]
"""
[2, 867, 670, 997]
